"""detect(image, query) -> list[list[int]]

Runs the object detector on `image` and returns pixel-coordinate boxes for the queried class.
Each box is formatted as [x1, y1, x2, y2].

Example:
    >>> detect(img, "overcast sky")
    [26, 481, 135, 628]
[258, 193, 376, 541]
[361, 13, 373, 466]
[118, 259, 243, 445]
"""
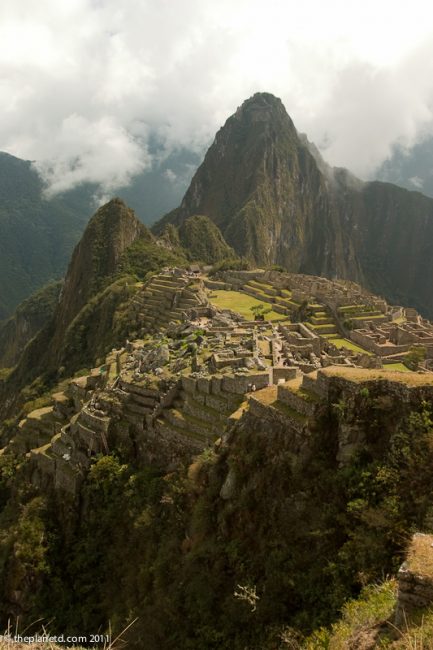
[2, 0, 433, 196]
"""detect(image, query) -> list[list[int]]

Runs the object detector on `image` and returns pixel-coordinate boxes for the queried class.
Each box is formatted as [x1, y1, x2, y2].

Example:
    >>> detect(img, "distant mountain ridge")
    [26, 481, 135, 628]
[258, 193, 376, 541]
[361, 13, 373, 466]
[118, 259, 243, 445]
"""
[0, 152, 89, 320]
[0, 147, 197, 320]
[376, 135, 433, 198]
[156, 92, 433, 317]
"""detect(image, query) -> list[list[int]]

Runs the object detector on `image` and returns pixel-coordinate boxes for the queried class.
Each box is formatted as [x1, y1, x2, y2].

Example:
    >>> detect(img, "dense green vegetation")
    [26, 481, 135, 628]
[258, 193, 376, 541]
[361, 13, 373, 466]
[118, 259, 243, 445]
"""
[0, 153, 89, 320]
[178, 215, 234, 263]
[0, 146, 198, 321]
[209, 257, 252, 275]
[117, 237, 187, 281]
[2, 383, 433, 647]
[5, 91, 433, 648]
[0, 280, 62, 369]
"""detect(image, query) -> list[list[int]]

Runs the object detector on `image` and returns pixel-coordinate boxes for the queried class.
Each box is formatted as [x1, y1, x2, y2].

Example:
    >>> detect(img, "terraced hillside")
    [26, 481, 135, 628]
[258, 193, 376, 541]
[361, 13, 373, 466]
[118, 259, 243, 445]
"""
[2, 263, 433, 648]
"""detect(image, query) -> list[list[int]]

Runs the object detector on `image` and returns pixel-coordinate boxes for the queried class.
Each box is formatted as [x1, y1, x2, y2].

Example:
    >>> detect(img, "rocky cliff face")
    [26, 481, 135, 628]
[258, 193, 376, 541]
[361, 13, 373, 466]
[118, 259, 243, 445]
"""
[2, 353, 433, 648]
[0, 281, 62, 369]
[156, 92, 433, 317]
[0, 200, 151, 414]
[55, 198, 150, 333]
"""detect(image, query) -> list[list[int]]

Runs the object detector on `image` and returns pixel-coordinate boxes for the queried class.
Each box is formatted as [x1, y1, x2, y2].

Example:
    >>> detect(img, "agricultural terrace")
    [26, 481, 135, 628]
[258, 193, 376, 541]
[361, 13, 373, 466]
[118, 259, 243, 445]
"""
[331, 338, 373, 355]
[209, 290, 284, 321]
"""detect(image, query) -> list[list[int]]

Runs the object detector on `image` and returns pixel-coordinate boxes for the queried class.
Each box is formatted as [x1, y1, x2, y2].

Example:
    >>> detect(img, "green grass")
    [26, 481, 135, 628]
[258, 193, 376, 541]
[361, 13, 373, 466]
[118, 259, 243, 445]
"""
[310, 323, 337, 331]
[351, 314, 384, 320]
[331, 338, 372, 355]
[209, 290, 282, 321]
[272, 400, 307, 422]
[383, 362, 411, 372]
[338, 303, 367, 313]
[316, 580, 397, 649]
[248, 280, 274, 290]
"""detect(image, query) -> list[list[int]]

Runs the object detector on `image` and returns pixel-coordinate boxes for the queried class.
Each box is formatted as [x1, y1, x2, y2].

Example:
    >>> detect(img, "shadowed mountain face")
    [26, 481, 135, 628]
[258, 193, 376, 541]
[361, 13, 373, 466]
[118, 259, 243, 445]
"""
[54, 197, 149, 335]
[0, 148, 197, 321]
[0, 281, 62, 369]
[156, 92, 433, 317]
[0, 153, 90, 321]
[376, 135, 433, 198]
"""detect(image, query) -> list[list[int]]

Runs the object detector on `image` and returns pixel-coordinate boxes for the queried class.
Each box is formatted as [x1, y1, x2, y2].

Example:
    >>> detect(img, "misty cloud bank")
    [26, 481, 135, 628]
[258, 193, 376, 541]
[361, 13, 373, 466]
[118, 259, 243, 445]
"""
[1, 0, 433, 198]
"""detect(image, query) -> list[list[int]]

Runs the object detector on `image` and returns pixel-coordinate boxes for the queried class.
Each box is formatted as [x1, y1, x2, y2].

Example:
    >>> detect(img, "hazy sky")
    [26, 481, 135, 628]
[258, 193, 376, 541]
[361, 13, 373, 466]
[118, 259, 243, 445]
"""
[2, 0, 433, 196]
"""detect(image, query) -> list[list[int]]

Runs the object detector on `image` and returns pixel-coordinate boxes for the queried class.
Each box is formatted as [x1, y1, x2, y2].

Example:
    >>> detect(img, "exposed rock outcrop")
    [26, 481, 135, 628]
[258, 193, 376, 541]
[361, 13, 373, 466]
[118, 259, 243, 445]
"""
[156, 92, 433, 318]
[0, 281, 62, 369]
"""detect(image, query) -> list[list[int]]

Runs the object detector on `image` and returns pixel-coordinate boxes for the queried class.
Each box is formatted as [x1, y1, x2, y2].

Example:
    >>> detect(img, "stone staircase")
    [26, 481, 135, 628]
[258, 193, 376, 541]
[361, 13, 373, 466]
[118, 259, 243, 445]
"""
[338, 303, 387, 326]
[13, 406, 61, 455]
[130, 273, 206, 334]
[307, 304, 339, 338]
[154, 374, 245, 448]
[248, 370, 326, 433]
[117, 378, 161, 429]
[243, 280, 298, 314]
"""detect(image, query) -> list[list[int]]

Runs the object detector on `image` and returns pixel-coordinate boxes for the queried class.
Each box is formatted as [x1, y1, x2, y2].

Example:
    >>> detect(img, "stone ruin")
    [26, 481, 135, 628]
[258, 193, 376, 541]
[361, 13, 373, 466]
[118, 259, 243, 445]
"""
[4, 266, 433, 497]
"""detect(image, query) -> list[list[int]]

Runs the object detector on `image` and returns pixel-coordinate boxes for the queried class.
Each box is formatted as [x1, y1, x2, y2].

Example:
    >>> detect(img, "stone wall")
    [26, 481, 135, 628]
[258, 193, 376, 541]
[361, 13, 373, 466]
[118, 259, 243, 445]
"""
[350, 329, 410, 357]
[272, 367, 298, 383]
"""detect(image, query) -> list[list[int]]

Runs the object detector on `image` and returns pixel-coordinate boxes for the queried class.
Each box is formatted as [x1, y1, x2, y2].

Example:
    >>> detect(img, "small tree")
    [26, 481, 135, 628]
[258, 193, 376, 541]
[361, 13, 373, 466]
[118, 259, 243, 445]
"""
[250, 303, 272, 321]
[405, 346, 427, 370]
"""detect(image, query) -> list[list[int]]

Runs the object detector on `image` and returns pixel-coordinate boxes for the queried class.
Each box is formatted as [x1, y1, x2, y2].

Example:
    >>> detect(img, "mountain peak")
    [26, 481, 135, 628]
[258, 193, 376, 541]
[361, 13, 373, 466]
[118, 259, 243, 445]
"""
[154, 91, 303, 241]
[56, 199, 149, 333]
[229, 92, 297, 136]
[235, 91, 287, 116]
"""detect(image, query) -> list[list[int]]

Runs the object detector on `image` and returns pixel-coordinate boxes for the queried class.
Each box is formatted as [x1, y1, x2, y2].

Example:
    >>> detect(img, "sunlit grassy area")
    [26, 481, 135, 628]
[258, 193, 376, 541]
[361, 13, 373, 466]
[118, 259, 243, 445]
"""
[383, 362, 411, 372]
[322, 366, 433, 386]
[331, 338, 372, 355]
[209, 290, 283, 321]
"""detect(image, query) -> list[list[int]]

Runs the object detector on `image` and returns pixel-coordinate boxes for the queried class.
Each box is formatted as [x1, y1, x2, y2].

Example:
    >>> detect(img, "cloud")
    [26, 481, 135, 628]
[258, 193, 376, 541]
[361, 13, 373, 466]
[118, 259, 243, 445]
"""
[0, 0, 433, 194]
[409, 176, 424, 189]
[35, 114, 150, 199]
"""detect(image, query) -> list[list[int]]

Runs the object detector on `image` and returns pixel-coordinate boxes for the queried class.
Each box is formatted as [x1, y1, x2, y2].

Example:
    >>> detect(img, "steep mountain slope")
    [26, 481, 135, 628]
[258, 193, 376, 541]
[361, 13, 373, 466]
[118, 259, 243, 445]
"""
[156, 93, 357, 275]
[0, 281, 62, 369]
[0, 198, 192, 423]
[0, 147, 198, 321]
[155, 92, 433, 317]
[0, 153, 89, 320]
[376, 135, 433, 198]
[178, 215, 235, 263]
[53, 198, 149, 335]
[1, 200, 150, 399]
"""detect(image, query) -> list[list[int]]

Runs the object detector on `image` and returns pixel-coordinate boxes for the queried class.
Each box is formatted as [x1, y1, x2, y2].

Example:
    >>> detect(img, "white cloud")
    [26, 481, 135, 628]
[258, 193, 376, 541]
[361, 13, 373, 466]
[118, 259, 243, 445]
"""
[163, 169, 177, 184]
[0, 0, 433, 193]
[409, 176, 424, 189]
[35, 114, 150, 201]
